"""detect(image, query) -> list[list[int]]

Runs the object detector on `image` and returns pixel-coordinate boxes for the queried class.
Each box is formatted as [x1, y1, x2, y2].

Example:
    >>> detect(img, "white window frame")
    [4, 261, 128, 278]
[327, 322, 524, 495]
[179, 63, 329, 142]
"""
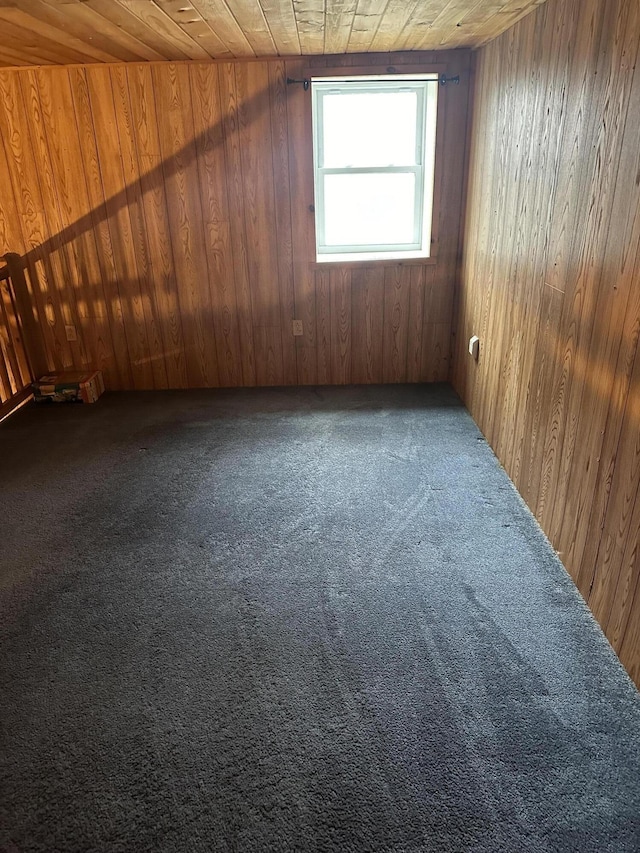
[311, 75, 439, 263]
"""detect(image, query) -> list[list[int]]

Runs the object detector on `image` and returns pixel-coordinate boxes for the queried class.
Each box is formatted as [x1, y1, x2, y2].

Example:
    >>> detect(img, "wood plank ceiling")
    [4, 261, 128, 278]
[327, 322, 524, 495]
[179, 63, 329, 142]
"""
[0, 0, 549, 67]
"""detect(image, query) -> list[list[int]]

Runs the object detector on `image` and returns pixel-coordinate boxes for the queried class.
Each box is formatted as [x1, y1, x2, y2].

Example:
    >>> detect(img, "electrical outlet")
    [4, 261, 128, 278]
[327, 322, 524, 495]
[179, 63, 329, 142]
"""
[469, 335, 480, 361]
[65, 325, 78, 342]
[292, 319, 303, 337]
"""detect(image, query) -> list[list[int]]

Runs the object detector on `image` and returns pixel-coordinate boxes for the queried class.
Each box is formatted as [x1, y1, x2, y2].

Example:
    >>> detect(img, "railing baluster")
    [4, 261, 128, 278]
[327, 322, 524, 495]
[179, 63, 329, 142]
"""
[0, 282, 24, 394]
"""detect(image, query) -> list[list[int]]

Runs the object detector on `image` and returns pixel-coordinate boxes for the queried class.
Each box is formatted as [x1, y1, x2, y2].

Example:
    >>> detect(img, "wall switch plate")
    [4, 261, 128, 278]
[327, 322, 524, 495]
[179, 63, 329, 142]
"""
[292, 319, 303, 336]
[65, 325, 78, 342]
[469, 335, 480, 360]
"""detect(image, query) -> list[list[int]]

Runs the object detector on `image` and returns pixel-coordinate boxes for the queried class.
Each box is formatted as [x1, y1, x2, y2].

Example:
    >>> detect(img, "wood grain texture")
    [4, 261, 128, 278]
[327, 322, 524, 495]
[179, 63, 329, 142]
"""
[453, 0, 640, 686]
[0, 68, 74, 372]
[0, 1, 549, 67]
[153, 62, 221, 387]
[0, 51, 470, 393]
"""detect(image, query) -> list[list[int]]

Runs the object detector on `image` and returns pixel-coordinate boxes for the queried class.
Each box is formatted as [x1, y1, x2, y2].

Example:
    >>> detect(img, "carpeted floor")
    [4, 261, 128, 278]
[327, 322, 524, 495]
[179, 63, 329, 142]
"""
[1, 384, 639, 853]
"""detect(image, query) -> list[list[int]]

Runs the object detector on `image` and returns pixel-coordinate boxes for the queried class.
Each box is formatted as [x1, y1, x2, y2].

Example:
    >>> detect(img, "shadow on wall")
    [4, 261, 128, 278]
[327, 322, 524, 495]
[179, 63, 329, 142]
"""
[0, 62, 298, 391]
[456, 252, 640, 683]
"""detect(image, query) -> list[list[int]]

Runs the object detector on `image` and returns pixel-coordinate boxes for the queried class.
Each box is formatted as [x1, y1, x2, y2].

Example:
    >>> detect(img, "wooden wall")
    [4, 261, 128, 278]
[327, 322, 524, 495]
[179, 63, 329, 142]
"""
[453, 0, 640, 685]
[0, 50, 471, 391]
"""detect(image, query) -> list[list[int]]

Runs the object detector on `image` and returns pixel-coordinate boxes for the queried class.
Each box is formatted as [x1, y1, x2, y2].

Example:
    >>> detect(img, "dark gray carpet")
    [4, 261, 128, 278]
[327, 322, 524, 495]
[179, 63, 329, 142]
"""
[1, 384, 639, 853]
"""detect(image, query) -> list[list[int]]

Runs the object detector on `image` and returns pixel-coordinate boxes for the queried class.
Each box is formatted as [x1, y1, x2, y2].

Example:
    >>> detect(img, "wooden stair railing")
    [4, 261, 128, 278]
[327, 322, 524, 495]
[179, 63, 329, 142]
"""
[0, 254, 49, 420]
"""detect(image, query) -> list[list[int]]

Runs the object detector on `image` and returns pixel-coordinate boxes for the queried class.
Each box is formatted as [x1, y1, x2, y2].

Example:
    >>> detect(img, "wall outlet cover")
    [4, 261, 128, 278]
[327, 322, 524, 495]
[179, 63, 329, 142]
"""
[469, 335, 480, 360]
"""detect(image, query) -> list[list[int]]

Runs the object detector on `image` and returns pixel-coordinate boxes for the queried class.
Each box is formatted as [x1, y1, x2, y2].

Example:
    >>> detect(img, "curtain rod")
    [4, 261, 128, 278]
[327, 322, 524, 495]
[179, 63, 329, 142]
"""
[286, 75, 459, 88]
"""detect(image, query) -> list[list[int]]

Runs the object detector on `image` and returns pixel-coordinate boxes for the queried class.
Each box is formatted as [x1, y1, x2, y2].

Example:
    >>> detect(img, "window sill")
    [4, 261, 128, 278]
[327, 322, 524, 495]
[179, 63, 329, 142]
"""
[312, 254, 437, 270]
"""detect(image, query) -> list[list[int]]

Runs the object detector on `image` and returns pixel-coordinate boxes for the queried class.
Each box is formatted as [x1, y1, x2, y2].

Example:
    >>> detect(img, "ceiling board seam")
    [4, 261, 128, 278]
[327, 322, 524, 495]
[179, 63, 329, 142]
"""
[352, 0, 392, 54]
[225, 0, 279, 56]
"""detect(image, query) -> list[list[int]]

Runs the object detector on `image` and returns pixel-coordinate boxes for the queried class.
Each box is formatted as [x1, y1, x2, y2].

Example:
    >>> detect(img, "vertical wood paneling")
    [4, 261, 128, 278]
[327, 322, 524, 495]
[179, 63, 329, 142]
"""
[329, 267, 351, 384]
[351, 267, 385, 384]
[0, 51, 469, 395]
[267, 61, 297, 386]
[285, 57, 318, 385]
[315, 268, 331, 384]
[382, 265, 411, 383]
[454, 0, 640, 686]
[218, 60, 256, 385]
[235, 60, 284, 386]
[0, 69, 74, 372]
[406, 266, 425, 382]
[86, 65, 155, 388]
[110, 63, 169, 389]
[127, 63, 187, 388]
[68, 65, 134, 388]
[20, 68, 91, 371]
[34, 67, 116, 383]
[152, 62, 220, 388]
[188, 62, 242, 387]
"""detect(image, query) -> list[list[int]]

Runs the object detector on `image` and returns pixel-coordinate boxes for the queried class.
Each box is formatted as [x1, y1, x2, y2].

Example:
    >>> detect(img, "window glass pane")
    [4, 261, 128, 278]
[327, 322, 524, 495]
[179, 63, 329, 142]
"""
[323, 172, 416, 247]
[322, 91, 418, 168]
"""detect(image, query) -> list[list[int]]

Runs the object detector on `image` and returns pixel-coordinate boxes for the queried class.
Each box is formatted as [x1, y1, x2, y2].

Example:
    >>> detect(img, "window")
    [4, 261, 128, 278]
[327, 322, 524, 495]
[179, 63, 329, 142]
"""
[311, 75, 439, 263]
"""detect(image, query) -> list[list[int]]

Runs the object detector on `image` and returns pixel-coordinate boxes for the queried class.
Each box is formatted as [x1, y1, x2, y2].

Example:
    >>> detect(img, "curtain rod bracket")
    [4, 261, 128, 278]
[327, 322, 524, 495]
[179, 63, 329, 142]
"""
[286, 77, 310, 90]
[440, 74, 460, 86]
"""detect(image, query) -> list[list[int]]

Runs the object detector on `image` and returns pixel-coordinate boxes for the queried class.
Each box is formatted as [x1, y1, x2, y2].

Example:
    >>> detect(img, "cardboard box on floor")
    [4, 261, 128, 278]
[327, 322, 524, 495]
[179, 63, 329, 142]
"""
[32, 370, 105, 404]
